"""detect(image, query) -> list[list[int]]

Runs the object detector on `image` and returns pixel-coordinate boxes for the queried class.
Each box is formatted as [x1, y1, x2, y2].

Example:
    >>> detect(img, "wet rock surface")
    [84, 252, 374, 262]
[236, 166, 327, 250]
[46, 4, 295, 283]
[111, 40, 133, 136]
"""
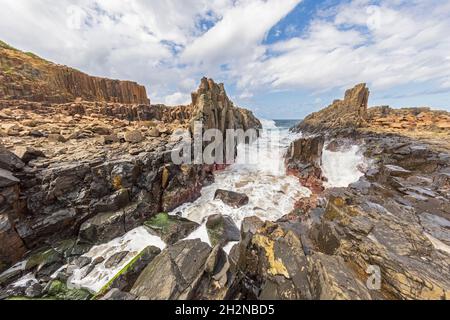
[214, 189, 249, 208]
[287, 83, 450, 300]
[1, 42, 449, 301]
[286, 135, 325, 193]
[206, 214, 240, 247]
[130, 239, 229, 300]
[144, 212, 199, 245]
[0, 74, 261, 298]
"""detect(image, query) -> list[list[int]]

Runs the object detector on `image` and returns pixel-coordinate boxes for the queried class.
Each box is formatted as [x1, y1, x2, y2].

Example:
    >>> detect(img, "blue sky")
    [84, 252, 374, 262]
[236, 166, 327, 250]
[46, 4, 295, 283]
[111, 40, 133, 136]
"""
[1, 0, 449, 119]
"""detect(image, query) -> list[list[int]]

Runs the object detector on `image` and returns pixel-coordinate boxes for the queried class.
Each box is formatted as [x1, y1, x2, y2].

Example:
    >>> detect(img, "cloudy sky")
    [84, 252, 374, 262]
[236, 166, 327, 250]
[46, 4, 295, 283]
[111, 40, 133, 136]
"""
[1, 0, 450, 119]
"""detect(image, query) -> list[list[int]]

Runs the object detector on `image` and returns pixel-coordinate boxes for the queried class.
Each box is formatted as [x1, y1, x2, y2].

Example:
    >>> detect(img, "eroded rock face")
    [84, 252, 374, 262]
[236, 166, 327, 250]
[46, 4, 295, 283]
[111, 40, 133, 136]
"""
[286, 136, 325, 194]
[295, 83, 369, 134]
[288, 82, 450, 300]
[0, 42, 149, 104]
[0, 73, 262, 290]
[100, 246, 161, 295]
[190, 77, 262, 134]
[228, 217, 371, 300]
[0, 214, 27, 273]
[130, 239, 233, 300]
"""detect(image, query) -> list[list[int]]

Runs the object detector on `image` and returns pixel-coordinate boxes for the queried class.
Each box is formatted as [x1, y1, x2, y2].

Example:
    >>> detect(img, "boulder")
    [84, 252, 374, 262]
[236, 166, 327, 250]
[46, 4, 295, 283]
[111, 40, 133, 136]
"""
[78, 210, 126, 244]
[124, 130, 144, 144]
[214, 189, 249, 208]
[2, 123, 22, 136]
[148, 128, 160, 138]
[101, 134, 119, 145]
[48, 134, 67, 143]
[0, 146, 25, 171]
[206, 214, 240, 247]
[144, 212, 199, 245]
[44, 280, 92, 300]
[13, 146, 45, 164]
[0, 168, 19, 188]
[130, 239, 212, 300]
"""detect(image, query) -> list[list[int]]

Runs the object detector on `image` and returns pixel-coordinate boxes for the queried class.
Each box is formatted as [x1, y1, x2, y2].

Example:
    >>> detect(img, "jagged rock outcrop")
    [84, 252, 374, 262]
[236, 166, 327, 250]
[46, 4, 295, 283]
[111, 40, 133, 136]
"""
[0, 73, 262, 279]
[294, 83, 369, 134]
[287, 83, 450, 300]
[130, 240, 233, 300]
[190, 77, 262, 133]
[286, 136, 325, 194]
[0, 40, 149, 104]
[284, 86, 450, 300]
[227, 217, 372, 300]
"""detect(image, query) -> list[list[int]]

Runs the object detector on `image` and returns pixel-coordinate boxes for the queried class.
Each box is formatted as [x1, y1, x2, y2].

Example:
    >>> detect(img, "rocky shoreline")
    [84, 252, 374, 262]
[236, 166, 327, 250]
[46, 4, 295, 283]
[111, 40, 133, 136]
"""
[284, 84, 450, 299]
[0, 69, 263, 299]
[1, 41, 449, 300]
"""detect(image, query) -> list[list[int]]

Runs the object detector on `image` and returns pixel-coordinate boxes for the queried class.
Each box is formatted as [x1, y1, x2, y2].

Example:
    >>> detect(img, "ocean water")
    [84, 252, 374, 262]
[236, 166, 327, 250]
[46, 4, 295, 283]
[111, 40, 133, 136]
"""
[61, 118, 365, 293]
[173, 119, 311, 227]
[63, 119, 311, 293]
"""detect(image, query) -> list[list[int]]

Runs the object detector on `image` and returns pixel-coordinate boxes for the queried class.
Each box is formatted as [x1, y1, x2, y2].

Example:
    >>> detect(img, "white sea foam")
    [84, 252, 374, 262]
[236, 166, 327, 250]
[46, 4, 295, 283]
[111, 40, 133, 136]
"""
[184, 222, 211, 246]
[12, 272, 38, 288]
[62, 121, 309, 291]
[322, 145, 365, 188]
[171, 122, 310, 229]
[223, 241, 239, 255]
[67, 227, 165, 293]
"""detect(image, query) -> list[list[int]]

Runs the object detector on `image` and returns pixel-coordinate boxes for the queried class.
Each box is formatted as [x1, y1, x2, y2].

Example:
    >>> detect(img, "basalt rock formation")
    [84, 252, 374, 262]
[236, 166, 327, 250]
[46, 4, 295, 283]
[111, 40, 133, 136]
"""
[0, 40, 149, 104]
[191, 77, 262, 133]
[0, 47, 261, 287]
[295, 83, 369, 134]
[286, 136, 325, 193]
[284, 83, 450, 300]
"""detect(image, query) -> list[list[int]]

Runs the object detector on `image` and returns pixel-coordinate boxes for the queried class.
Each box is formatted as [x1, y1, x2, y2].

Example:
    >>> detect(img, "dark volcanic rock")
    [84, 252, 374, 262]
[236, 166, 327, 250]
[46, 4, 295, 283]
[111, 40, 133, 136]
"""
[99, 246, 161, 295]
[101, 288, 137, 300]
[130, 239, 212, 300]
[130, 239, 235, 300]
[0, 214, 27, 273]
[13, 146, 45, 164]
[0, 145, 25, 171]
[78, 210, 127, 244]
[144, 212, 199, 245]
[206, 214, 240, 247]
[287, 135, 324, 168]
[229, 217, 371, 300]
[286, 135, 325, 193]
[104, 251, 129, 269]
[306, 252, 372, 300]
[214, 189, 249, 208]
[0, 168, 19, 188]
